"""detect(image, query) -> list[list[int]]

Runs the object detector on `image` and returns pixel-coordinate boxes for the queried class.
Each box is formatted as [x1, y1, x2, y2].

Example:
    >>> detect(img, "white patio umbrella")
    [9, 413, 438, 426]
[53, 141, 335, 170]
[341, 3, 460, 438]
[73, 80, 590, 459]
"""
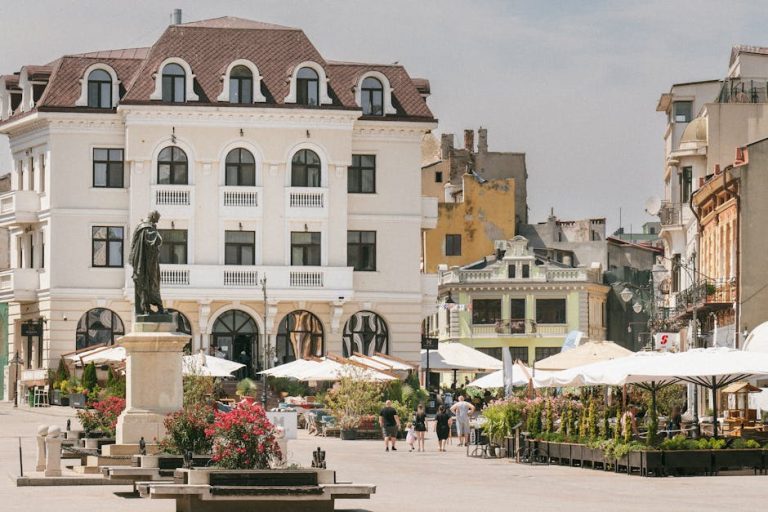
[79, 346, 127, 365]
[420, 343, 503, 372]
[369, 353, 415, 371]
[182, 353, 245, 378]
[295, 358, 396, 382]
[259, 358, 321, 379]
[533, 340, 633, 371]
[349, 354, 394, 371]
[467, 363, 537, 389]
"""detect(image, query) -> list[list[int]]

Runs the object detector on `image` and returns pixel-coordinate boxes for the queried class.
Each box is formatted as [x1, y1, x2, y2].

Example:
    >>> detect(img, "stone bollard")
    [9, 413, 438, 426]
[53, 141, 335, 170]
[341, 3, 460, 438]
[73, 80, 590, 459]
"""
[44, 426, 62, 477]
[36, 425, 48, 472]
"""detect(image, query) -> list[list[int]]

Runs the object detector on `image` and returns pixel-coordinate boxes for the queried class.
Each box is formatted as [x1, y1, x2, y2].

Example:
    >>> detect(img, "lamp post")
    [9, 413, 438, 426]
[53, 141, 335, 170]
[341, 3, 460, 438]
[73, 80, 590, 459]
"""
[11, 351, 23, 408]
[261, 276, 268, 409]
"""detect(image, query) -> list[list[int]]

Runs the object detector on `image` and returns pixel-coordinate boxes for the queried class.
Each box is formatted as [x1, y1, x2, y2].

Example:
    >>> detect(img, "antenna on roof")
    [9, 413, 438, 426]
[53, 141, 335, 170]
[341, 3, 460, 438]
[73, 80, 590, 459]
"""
[171, 8, 182, 25]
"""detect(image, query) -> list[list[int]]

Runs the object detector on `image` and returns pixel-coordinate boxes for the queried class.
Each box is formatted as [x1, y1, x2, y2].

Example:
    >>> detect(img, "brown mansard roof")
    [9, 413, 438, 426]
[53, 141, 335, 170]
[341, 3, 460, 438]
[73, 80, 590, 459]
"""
[5, 16, 433, 121]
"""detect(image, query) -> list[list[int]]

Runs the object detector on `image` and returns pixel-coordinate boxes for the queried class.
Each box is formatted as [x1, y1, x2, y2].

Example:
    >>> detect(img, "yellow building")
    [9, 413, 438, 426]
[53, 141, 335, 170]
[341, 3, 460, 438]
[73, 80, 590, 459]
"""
[423, 174, 516, 273]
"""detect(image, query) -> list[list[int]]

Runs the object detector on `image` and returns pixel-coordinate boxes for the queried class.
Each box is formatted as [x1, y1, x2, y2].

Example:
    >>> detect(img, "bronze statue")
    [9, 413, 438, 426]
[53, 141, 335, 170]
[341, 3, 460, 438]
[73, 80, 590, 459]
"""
[130, 211, 165, 316]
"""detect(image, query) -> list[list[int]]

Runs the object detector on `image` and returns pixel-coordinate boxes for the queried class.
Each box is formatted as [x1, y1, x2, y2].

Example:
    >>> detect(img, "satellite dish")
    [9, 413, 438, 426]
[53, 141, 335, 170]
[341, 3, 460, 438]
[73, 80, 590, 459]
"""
[645, 196, 662, 216]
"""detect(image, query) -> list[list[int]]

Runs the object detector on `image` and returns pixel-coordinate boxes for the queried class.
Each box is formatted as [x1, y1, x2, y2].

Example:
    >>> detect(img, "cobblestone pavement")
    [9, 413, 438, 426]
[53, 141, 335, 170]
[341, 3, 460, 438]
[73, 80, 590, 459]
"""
[0, 402, 763, 511]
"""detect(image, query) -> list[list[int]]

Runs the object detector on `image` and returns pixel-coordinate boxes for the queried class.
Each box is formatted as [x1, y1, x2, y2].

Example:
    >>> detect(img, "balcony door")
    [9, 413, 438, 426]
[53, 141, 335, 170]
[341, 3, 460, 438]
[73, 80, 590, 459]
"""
[211, 310, 259, 379]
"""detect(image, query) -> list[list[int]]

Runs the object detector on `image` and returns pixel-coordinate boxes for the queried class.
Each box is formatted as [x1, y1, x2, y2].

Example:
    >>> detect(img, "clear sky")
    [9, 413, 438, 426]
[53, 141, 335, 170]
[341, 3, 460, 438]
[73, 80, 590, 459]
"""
[1, 0, 767, 232]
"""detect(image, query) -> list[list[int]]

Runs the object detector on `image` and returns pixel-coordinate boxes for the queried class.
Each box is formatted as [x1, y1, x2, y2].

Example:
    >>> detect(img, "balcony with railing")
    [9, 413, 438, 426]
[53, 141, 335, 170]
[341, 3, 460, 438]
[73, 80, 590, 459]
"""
[0, 190, 40, 227]
[151, 185, 194, 216]
[152, 264, 352, 299]
[286, 187, 327, 218]
[220, 186, 262, 218]
[717, 78, 768, 104]
[674, 279, 736, 318]
[0, 268, 40, 302]
[659, 201, 682, 227]
[470, 319, 527, 337]
[439, 265, 601, 286]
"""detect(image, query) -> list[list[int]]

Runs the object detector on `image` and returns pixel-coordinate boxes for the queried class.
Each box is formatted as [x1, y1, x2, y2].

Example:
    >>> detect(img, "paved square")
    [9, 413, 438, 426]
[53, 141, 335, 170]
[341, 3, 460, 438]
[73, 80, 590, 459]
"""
[0, 403, 764, 511]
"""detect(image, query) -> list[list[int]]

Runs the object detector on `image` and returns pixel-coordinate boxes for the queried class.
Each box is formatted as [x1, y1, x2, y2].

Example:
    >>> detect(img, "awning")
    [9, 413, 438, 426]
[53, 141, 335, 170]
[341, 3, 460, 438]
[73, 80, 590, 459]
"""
[420, 343, 503, 372]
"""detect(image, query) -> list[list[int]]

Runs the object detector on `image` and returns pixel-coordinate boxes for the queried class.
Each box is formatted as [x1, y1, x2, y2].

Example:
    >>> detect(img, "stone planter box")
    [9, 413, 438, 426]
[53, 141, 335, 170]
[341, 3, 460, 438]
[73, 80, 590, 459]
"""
[69, 392, 87, 409]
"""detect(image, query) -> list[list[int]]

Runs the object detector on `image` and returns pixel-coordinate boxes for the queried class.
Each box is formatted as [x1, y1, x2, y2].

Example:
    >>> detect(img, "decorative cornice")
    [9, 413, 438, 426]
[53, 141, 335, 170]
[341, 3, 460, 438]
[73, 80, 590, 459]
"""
[353, 120, 436, 141]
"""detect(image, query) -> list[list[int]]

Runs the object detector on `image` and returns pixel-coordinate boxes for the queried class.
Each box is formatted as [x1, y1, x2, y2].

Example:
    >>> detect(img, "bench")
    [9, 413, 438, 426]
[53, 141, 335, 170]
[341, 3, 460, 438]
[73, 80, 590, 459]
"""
[137, 468, 375, 512]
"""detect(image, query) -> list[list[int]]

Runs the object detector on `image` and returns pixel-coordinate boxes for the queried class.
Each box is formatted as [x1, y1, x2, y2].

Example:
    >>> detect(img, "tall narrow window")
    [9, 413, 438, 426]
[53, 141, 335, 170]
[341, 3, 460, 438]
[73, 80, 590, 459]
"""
[347, 231, 376, 271]
[291, 149, 321, 187]
[157, 146, 188, 185]
[224, 231, 255, 265]
[87, 69, 112, 108]
[29, 156, 34, 193]
[225, 148, 255, 186]
[40, 153, 45, 193]
[361, 77, 383, 115]
[291, 232, 321, 266]
[162, 63, 186, 103]
[296, 67, 319, 106]
[159, 229, 188, 264]
[445, 234, 461, 256]
[93, 148, 124, 188]
[229, 65, 253, 104]
[92, 226, 124, 268]
[510, 298, 526, 334]
[522, 264, 530, 278]
[348, 154, 375, 193]
[680, 166, 692, 203]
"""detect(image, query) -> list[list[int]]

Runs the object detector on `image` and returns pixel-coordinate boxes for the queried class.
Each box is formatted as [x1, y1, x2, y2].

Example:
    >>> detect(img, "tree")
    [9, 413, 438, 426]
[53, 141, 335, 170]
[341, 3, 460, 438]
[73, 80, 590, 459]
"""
[82, 362, 98, 392]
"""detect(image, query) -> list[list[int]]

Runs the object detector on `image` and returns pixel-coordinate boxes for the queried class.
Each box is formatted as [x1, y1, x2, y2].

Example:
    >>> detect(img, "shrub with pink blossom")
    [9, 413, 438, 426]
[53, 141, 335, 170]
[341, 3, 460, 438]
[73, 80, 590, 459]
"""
[205, 402, 281, 469]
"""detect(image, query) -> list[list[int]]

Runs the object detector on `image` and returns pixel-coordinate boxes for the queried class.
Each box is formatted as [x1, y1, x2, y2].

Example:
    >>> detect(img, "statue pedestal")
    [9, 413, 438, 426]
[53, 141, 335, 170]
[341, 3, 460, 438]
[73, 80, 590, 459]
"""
[115, 322, 189, 445]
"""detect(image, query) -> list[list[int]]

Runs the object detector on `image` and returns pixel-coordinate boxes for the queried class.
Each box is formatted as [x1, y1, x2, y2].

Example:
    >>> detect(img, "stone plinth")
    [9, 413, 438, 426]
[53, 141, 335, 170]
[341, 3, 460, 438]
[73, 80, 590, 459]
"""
[115, 322, 189, 445]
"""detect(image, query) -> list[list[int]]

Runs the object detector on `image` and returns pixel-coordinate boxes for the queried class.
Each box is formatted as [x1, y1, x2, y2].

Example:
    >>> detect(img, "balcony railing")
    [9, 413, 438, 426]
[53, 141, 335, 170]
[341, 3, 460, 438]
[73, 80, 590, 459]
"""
[659, 201, 682, 226]
[224, 269, 260, 287]
[0, 190, 40, 226]
[536, 324, 568, 336]
[717, 78, 768, 104]
[160, 267, 190, 286]
[221, 187, 259, 208]
[290, 270, 323, 288]
[471, 319, 527, 337]
[440, 266, 600, 285]
[289, 188, 325, 208]
[0, 268, 39, 301]
[153, 186, 192, 206]
[675, 280, 736, 314]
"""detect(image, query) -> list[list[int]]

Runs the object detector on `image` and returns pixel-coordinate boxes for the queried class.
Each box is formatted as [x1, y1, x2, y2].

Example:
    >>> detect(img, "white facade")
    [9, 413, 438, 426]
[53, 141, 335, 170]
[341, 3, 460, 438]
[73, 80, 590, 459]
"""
[0, 17, 438, 397]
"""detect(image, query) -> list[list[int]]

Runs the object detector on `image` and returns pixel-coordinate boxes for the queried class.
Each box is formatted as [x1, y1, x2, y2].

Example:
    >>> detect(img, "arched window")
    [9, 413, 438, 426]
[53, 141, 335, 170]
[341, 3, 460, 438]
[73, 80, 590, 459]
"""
[211, 310, 259, 378]
[75, 308, 125, 350]
[157, 146, 188, 185]
[87, 69, 112, 109]
[361, 77, 383, 116]
[167, 308, 193, 353]
[276, 310, 324, 364]
[229, 65, 253, 104]
[162, 63, 186, 102]
[296, 67, 319, 106]
[291, 149, 321, 187]
[225, 148, 255, 186]
[342, 311, 389, 357]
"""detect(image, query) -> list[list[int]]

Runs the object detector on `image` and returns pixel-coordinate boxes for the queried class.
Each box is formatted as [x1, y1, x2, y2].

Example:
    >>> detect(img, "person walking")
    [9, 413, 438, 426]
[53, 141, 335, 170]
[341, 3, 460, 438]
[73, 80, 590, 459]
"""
[450, 395, 475, 447]
[414, 404, 427, 452]
[434, 405, 452, 452]
[379, 399, 401, 452]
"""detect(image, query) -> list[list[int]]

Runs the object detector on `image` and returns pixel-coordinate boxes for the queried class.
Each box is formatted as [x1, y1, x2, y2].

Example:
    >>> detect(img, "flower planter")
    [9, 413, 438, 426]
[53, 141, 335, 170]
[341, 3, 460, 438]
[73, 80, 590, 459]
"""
[69, 392, 87, 409]
[339, 429, 357, 441]
[51, 389, 70, 406]
[627, 451, 644, 474]
[663, 450, 712, 476]
[582, 447, 603, 469]
[642, 450, 664, 477]
[567, 443, 583, 467]
[712, 449, 764, 474]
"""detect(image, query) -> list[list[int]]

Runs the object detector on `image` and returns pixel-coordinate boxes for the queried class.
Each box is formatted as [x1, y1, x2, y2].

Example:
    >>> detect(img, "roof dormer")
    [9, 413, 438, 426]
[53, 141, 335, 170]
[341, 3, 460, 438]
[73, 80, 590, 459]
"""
[284, 61, 332, 106]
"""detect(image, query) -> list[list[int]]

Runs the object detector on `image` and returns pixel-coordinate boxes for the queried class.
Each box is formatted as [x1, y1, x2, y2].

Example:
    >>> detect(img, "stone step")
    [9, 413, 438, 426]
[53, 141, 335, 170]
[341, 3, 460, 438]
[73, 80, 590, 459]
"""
[72, 465, 102, 474]
[86, 455, 134, 467]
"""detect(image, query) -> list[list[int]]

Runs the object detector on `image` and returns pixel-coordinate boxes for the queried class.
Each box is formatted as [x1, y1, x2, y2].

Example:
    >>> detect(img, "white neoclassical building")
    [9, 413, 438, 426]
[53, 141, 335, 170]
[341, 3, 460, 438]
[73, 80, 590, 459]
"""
[0, 16, 438, 397]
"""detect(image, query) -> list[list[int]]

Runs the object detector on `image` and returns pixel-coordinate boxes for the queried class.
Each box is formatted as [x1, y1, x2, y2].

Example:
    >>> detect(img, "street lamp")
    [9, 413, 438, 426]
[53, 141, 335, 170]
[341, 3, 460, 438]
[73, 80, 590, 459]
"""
[11, 351, 23, 408]
[632, 302, 643, 314]
[260, 276, 269, 409]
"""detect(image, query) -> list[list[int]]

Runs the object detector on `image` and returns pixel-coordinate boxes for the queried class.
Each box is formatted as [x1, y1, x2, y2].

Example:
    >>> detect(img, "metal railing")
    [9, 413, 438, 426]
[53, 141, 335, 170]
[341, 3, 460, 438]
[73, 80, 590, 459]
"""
[718, 78, 768, 104]
[659, 201, 682, 226]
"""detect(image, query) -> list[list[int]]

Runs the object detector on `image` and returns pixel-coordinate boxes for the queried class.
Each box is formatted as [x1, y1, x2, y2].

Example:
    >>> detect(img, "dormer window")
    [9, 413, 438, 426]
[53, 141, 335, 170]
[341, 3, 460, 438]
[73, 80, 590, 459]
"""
[162, 63, 186, 102]
[229, 66, 252, 104]
[296, 67, 319, 106]
[87, 69, 112, 108]
[361, 77, 383, 115]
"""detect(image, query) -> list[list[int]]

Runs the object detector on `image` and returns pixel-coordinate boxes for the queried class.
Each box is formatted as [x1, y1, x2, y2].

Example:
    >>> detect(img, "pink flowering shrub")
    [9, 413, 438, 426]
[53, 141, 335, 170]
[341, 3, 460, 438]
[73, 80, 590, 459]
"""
[205, 402, 281, 469]
[76, 396, 125, 437]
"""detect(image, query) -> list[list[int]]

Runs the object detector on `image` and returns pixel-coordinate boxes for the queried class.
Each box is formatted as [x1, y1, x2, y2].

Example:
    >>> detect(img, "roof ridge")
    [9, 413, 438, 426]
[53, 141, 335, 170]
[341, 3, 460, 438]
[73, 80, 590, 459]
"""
[328, 59, 403, 68]
[178, 16, 298, 31]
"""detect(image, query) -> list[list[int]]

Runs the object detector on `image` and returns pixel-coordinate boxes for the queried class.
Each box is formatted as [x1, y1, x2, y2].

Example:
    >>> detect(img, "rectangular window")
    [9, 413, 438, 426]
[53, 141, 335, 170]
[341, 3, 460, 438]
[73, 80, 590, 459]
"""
[510, 298, 526, 334]
[348, 154, 376, 193]
[445, 234, 462, 256]
[347, 230, 376, 271]
[536, 298, 566, 324]
[435, 171, 443, 183]
[224, 230, 255, 265]
[92, 226, 124, 267]
[472, 299, 502, 324]
[680, 166, 692, 203]
[477, 347, 502, 361]
[522, 264, 530, 278]
[535, 347, 560, 362]
[672, 254, 681, 293]
[508, 264, 516, 278]
[291, 231, 321, 266]
[509, 346, 529, 364]
[673, 101, 692, 123]
[159, 229, 188, 264]
[93, 148, 124, 188]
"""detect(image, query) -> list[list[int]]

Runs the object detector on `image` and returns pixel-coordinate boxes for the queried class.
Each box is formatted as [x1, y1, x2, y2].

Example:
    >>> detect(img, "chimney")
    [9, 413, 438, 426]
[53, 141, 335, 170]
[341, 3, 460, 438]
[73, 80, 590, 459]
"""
[478, 127, 488, 153]
[440, 134, 454, 160]
[171, 8, 182, 25]
[464, 129, 474, 152]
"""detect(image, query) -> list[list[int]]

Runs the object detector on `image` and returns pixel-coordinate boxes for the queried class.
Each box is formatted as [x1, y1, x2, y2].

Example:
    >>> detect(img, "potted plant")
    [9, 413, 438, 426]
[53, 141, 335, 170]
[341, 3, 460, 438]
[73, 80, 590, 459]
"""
[236, 378, 259, 403]
[338, 415, 360, 440]
[324, 368, 383, 441]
